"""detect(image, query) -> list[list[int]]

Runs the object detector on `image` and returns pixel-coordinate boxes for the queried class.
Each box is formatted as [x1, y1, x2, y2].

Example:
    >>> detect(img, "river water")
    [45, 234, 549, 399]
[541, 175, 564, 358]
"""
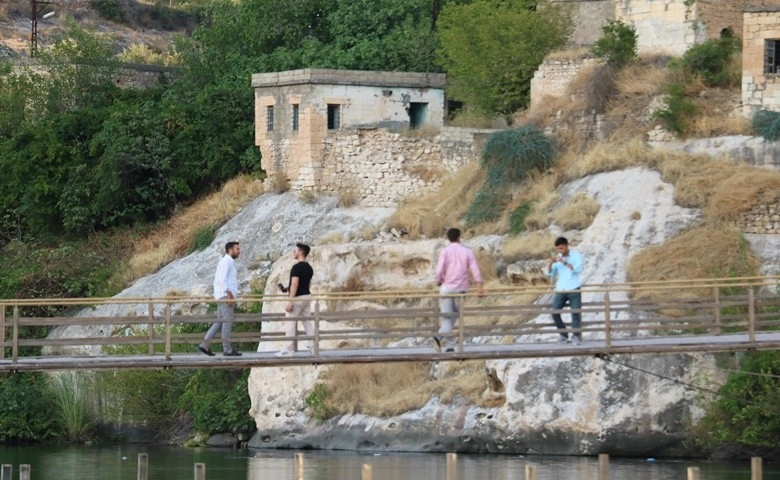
[0, 445, 778, 480]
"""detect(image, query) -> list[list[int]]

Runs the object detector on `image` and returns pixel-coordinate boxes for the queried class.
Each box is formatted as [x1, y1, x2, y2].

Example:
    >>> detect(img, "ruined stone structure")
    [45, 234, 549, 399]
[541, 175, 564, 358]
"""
[529, 56, 602, 111]
[738, 202, 780, 233]
[252, 69, 447, 193]
[742, 6, 780, 113]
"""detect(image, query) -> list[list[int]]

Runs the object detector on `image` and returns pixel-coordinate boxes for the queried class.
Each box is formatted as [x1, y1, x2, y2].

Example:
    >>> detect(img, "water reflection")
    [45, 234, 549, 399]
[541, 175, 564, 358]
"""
[0, 445, 778, 480]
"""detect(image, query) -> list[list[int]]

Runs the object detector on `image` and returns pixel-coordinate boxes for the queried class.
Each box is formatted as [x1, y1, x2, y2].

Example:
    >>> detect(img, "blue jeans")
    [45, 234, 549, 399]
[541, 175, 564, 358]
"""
[551, 290, 581, 338]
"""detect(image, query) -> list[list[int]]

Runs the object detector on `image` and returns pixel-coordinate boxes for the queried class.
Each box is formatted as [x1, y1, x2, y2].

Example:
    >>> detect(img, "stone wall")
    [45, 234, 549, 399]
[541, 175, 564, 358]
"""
[529, 57, 602, 111]
[317, 127, 494, 208]
[566, 0, 614, 46]
[648, 135, 780, 170]
[737, 203, 780, 233]
[742, 8, 780, 114]
[616, 0, 704, 55]
[697, 0, 780, 40]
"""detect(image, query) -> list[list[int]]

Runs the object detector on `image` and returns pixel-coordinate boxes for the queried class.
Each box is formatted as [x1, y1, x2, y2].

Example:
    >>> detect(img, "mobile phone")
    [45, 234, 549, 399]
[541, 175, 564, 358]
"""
[277, 283, 288, 293]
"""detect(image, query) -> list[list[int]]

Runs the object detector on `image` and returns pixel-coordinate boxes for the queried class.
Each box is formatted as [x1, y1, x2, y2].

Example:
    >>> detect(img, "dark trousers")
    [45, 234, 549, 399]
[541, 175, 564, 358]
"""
[552, 290, 582, 338]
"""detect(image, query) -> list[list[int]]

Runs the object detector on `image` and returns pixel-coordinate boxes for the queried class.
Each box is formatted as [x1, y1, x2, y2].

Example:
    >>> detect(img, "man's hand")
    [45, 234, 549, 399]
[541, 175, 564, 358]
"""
[226, 291, 235, 307]
[286, 301, 294, 313]
[477, 284, 485, 297]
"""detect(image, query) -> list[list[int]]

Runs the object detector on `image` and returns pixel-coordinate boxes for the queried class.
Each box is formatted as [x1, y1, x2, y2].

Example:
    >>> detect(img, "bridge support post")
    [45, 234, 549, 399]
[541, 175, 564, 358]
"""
[446, 452, 457, 480]
[313, 301, 320, 357]
[752, 457, 763, 480]
[524, 464, 538, 480]
[12, 306, 19, 363]
[1, 464, 11, 480]
[19, 465, 30, 480]
[604, 292, 611, 349]
[137, 453, 148, 480]
[748, 288, 756, 344]
[164, 304, 172, 361]
[148, 302, 155, 355]
[598, 453, 609, 480]
[0, 304, 5, 359]
[361, 463, 373, 480]
[712, 286, 721, 335]
[193, 462, 205, 480]
[294, 453, 304, 480]
[687, 466, 700, 480]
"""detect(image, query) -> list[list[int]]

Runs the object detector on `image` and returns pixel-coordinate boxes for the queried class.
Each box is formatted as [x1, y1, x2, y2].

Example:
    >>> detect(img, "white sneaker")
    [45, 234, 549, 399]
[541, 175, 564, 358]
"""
[555, 334, 569, 344]
[274, 349, 293, 357]
[571, 336, 582, 346]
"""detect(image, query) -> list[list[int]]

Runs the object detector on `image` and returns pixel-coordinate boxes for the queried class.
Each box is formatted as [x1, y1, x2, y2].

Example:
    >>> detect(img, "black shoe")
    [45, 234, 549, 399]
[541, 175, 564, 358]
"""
[445, 347, 455, 353]
[223, 349, 242, 357]
[198, 345, 215, 356]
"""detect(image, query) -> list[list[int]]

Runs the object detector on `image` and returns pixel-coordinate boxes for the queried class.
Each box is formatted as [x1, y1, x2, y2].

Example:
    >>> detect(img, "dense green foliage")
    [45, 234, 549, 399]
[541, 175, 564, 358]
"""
[697, 351, 780, 456]
[182, 369, 255, 435]
[591, 20, 637, 68]
[437, 0, 572, 114]
[509, 202, 533, 234]
[677, 36, 740, 87]
[653, 83, 696, 135]
[51, 372, 95, 443]
[466, 125, 555, 226]
[752, 109, 780, 141]
[0, 373, 58, 443]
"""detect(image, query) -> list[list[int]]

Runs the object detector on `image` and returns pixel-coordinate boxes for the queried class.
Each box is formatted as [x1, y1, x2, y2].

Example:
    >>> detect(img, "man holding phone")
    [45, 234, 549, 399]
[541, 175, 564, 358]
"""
[546, 237, 584, 345]
[275, 243, 314, 357]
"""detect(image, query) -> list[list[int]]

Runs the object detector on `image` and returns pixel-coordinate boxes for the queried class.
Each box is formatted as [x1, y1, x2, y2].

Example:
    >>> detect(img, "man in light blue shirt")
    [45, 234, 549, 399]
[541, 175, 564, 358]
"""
[546, 237, 584, 345]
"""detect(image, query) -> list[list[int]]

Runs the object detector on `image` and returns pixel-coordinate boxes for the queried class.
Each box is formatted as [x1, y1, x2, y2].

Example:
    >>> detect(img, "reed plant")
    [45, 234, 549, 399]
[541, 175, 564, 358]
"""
[51, 372, 95, 443]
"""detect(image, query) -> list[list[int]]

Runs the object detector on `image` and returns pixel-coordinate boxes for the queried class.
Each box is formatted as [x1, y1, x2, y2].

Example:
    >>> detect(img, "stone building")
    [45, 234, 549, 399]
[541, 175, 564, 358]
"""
[252, 69, 446, 192]
[742, 6, 780, 112]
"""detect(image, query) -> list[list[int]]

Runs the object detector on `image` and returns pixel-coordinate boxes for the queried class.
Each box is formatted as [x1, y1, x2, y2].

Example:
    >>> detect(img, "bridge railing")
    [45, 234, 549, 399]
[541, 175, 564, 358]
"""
[0, 276, 778, 367]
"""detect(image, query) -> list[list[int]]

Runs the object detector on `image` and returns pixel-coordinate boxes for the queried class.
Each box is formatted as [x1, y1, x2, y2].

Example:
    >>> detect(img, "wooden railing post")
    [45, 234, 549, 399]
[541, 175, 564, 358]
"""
[712, 286, 721, 335]
[137, 453, 148, 480]
[524, 464, 538, 480]
[457, 296, 465, 353]
[687, 466, 700, 480]
[164, 303, 172, 361]
[603, 292, 611, 349]
[0, 465, 11, 480]
[752, 457, 763, 480]
[193, 463, 205, 480]
[433, 295, 440, 336]
[19, 465, 30, 480]
[446, 452, 457, 480]
[0, 304, 5, 359]
[598, 453, 609, 480]
[313, 301, 320, 357]
[148, 302, 155, 356]
[748, 288, 756, 343]
[11, 306, 19, 363]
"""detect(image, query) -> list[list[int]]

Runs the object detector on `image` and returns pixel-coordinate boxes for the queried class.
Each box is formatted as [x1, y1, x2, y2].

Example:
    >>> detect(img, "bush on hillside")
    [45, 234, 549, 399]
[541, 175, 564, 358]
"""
[653, 83, 696, 135]
[751, 109, 780, 141]
[591, 19, 637, 68]
[678, 37, 741, 87]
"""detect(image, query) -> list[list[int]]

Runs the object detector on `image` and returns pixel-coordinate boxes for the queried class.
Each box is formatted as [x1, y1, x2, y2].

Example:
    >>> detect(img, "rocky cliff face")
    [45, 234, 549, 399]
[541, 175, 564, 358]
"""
[246, 167, 730, 456]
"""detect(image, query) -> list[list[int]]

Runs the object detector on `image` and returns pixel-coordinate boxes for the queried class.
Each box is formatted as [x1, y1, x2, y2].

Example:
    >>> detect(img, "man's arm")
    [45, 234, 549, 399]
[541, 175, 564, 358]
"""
[567, 251, 584, 274]
[435, 250, 446, 286]
[467, 251, 485, 296]
[285, 276, 300, 313]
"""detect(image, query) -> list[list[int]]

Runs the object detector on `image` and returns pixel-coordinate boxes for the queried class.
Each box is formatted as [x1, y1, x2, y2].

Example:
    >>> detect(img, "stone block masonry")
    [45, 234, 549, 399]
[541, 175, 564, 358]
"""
[737, 203, 780, 233]
[741, 8, 780, 114]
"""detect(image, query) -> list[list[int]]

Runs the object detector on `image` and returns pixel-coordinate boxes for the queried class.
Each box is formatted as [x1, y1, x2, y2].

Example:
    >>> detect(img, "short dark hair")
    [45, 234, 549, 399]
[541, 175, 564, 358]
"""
[296, 243, 311, 257]
[554, 237, 568, 247]
[446, 228, 461, 242]
[225, 241, 240, 253]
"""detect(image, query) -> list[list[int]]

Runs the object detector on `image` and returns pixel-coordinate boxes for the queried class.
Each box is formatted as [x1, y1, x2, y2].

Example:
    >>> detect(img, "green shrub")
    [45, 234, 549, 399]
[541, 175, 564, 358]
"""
[92, 0, 124, 21]
[678, 37, 740, 87]
[465, 189, 507, 227]
[508, 202, 533, 234]
[189, 225, 216, 252]
[305, 383, 332, 421]
[181, 369, 255, 436]
[51, 372, 95, 443]
[591, 19, 638, 68]
[697, 351, 780, 452]
[751, 109, 780, 141]
[481, 125, 556, 186]
[0, 373, 58, 443]
[653, 83, 696, 135]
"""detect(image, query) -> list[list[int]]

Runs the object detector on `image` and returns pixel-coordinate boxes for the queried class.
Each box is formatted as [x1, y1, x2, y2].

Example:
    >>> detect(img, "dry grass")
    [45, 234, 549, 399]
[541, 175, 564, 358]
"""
[404, 164, 447, 183]
[551, 192, 600, 230]
[338, 189, 359, 207]
[320, 360, 497, 417]
[474, 249, 499, 283]
[400, 125, 441, 138]
[114, 174, 264, 286]
[270, 173, 290, 193]
[447, 110, 507, 129]
[386, 162, 484, 239]
[299, 189, 317, 204]
[686, 86, 748, 137]
[627, 223, 760, 300]
[503, 232, 557, 262]
[544, 47, 592, 60]
[706, 169, 780, 221]
[631, 211, 642, 220]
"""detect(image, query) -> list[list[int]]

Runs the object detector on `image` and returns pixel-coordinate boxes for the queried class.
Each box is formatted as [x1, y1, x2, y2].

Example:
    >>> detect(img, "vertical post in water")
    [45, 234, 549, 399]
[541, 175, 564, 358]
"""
[0, 465, 11, 480]
[193, 463, 205, 480]
[525, 464, 538, 480]
[20, 465, 30, 480]
[137, 453, 148, 480]
[361, 464, 373, 480]
[446, 452, 457, 480]
[598, 453, 609, 480]
[687, 466, 700, 480]
[294, 453, 304, 480]
[752, 457, 763, 480]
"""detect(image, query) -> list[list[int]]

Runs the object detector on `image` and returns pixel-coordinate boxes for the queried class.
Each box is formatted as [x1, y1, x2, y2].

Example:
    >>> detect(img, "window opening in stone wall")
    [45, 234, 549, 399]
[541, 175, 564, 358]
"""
[408, 102, 428, 129]
[765, 39, 780, 74]
[267, 106, 274, 132]
[292, 104, 299, 132]
[327, 104, 340, 130]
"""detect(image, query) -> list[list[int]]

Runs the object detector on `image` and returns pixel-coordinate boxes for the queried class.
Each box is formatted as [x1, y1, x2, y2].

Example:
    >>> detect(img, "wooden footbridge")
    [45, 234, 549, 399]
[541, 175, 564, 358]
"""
[1, 276, 778, 372]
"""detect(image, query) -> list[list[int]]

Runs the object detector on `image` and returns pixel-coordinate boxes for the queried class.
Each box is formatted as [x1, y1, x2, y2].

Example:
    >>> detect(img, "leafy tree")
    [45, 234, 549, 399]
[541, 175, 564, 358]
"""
[437, 0, 572, 114]
[591, 19, 637, 68]
[0, 373, 58, 443]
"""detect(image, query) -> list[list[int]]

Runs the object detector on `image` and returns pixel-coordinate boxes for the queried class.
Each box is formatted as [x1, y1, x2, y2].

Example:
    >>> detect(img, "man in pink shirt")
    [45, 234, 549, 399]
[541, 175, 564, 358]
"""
[434, 228, 484, 352]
